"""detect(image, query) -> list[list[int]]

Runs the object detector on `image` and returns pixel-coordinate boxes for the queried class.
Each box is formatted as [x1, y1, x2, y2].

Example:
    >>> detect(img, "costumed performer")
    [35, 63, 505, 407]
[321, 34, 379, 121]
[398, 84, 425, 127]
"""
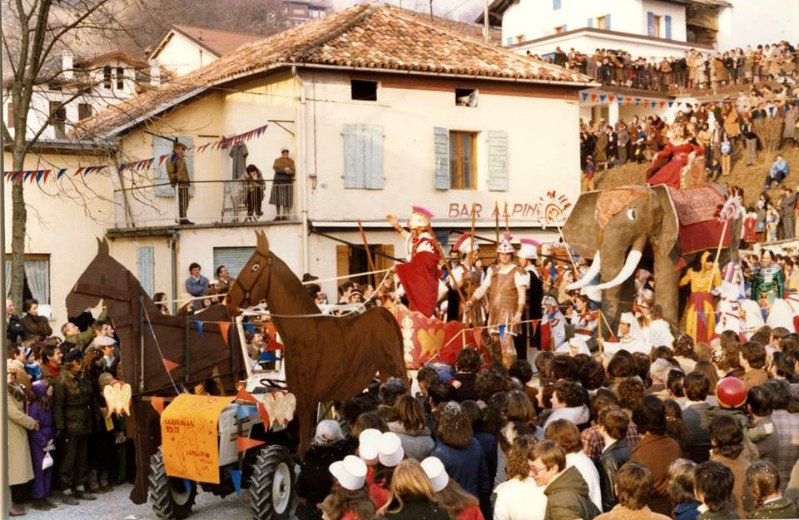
[446, 234, 483, 324]
[645, 124, 704, 189]
[567, 293, 598, 341]
[517, 238, 543, 359]
[680, 251, 721, 344]
[539, 295, 566, 352]
[751, 249, 784, 309]
[740, 298, 765, 340]
[636, 289, 674, 348]
[466, 234, 528, 366]
[387, 207, 440, 318]
[716, 281, 745, 340]
[599, 312, 649, 357]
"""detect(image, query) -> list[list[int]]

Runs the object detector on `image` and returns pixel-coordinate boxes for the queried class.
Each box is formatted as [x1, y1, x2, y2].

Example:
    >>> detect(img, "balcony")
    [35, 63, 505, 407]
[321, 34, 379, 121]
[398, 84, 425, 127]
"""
[110, 180, 297, 234]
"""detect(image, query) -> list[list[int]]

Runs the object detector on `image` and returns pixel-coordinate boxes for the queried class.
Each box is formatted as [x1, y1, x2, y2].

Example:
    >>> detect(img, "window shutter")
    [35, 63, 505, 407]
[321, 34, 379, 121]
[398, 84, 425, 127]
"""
[647, 11, 655, 36]
[153, 135, 194, 198]
[343, 124, 384, 190]
[505, 36, 513, 46]
[213, 247, 256, 278]
[605, 14, 611, 30]
[553, 0, 561, 9]
[562, 24, 568, 31]
[488, 130, 509, 192]
[434, 127, 450, 191]
[587, 18, 593, 28]
[336, 245, 350, 280]
[137, 246, 155, 298]
[665, 15, 672, 39]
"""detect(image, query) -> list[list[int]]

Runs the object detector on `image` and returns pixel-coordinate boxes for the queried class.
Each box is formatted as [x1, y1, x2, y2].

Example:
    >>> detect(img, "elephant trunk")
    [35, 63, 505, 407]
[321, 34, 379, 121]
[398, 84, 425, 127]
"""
[594, 248, 643, 291]
[566, 252, 601, 291]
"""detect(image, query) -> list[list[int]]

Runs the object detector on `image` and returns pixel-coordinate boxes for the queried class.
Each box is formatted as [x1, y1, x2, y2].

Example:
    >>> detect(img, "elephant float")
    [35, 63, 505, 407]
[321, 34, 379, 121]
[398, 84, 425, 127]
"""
[563, 183, 739, 331]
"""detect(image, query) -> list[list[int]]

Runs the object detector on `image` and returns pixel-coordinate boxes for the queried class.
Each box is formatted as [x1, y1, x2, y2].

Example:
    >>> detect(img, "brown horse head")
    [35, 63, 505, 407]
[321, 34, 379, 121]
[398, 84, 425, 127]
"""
[225, 230, 272, 316]
[66, 237, 132, 316]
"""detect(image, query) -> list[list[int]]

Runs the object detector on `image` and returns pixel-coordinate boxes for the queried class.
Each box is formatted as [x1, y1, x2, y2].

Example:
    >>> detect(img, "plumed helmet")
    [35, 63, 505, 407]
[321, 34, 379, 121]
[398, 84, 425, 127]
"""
[408, 206, 433, 229]
[496, 233, 515, 254]
[517, 238, 539, 260]
[453, 233, 478, 255]
[716, 376, 747, 409]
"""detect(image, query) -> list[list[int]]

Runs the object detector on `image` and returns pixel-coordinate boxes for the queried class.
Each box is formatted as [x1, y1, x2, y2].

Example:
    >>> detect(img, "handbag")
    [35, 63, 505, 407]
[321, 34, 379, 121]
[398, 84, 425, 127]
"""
[42, 452, 53, 470]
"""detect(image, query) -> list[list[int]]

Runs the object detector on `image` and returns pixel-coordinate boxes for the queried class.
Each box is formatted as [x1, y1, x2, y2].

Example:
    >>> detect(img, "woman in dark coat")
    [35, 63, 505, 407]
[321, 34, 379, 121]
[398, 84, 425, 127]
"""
[296, 420, 352, 520]
[270, 148, 295, 220]
[375, 459, 449, 520]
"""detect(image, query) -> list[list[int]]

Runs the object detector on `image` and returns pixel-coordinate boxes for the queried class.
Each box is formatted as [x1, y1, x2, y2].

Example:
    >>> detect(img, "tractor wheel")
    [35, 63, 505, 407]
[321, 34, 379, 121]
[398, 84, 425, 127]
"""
[249, 445, 294, 520]
[148, 448, 198, 519]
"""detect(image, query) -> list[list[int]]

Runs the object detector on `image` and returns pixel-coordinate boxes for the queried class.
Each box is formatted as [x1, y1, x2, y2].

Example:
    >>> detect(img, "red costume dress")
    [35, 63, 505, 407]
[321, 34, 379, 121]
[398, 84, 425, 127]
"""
[395, 232, 440, 318]
[646, 141, 703, 189]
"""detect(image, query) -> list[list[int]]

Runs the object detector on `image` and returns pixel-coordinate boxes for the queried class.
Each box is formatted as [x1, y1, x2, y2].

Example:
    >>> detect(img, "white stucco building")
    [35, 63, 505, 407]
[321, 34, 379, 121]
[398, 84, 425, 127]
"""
[9, 2, 589, 324]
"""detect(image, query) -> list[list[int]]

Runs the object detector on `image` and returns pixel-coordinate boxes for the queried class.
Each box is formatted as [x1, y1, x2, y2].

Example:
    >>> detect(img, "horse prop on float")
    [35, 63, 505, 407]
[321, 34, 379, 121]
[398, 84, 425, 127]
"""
[225, 230, 407, 457]
[66, 239, 245, 504]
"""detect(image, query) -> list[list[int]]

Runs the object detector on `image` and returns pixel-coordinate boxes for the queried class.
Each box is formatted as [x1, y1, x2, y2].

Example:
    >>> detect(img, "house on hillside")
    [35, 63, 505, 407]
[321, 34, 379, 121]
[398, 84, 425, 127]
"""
[283, 0, 332, 26]
[3, 49, 154, 141]
[34, 2, 592, 320]
[147, 25, 265, 78]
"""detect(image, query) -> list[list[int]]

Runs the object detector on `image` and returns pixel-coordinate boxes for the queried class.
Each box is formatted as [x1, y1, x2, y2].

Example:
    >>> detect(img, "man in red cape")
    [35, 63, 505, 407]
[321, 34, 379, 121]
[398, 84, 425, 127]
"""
[387, 206, 440, 318]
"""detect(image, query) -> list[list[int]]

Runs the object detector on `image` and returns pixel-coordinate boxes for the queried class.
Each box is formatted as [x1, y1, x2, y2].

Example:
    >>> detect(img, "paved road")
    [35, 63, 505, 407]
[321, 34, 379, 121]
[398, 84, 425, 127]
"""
[22, 484, 262, 520]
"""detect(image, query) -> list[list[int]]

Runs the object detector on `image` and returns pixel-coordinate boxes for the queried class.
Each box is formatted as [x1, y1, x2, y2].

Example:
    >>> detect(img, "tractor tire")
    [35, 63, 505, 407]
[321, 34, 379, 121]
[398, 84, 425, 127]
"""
[148, 448, 198, 520]
[249, 445, 294, 520]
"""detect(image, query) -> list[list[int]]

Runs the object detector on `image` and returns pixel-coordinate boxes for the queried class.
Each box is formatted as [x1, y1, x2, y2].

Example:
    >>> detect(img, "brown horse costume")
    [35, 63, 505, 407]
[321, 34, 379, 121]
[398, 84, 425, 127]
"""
[225, 231, 407, 457]
[66, 239, 244, 504]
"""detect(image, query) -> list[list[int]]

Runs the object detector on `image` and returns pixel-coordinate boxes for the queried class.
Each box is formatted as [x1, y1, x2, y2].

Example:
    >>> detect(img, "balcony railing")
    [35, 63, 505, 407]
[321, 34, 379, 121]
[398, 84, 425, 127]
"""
[112, 180, 296, 229]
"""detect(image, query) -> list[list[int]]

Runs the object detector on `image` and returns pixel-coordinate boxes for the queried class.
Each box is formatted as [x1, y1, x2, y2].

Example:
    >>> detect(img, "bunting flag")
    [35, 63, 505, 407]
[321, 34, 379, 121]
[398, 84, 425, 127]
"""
[590, 93, 598, 102]
[163, 359, 180, 372]
[192, 320, 204, 339]
[237, 435, 265, 452]
[229, 469, 243, 499]
[581, 92, 589, 102]
[218, 322, 231, 345]
[257, 351, 278, 363]
[608, 95, 615, 103]
[599, 94, 607, 103]
[151, 396, 165, 415]
[237, 404, 258, 420]
[236, 388, 257, 403]
[668, 101, 675, 108]
[243, 322, 256, 336]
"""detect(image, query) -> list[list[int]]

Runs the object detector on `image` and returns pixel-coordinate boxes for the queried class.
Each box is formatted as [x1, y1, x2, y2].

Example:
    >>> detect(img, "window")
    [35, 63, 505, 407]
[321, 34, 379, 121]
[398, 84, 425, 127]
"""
[5, 255, 50, 306]
[49, 101, 66, 139]
[553, 0, 561, 9]
[351, 80, 378, 101]
[514, 34, 525, 43]
[554, 25, 567, 34]
[343, 124, 384, 190]
[449, 131, 477, 190]
[116, 67, 124, 90]
[336, 244, 395, 289]
[597, 16, 607, 29]
[213, 247, 256, 278]
[6, 102, 13, 129]
[665, 15, 672, 39]
[653, 15, 662, 37]
[78, 103, 92, 121]
[103, 66, 112, 89]
[455, 89, 478, 107]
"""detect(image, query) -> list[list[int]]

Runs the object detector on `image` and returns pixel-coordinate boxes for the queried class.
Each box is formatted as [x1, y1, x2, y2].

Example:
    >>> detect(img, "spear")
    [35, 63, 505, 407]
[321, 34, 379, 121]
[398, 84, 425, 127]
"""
[357, 219, 378, 289]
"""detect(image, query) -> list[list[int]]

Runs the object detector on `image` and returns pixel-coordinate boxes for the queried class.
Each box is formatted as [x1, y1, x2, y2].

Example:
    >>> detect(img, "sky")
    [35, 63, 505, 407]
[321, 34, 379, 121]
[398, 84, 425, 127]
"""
[330, 0, 486, 23]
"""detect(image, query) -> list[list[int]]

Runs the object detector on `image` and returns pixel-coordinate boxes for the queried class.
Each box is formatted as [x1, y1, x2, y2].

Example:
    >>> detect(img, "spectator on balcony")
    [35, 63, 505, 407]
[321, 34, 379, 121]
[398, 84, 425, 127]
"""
[166, 140, 192, 225]
[185, 263, 209, 312]
[242, 164, 265, 221]
[270, 148, 295, 221]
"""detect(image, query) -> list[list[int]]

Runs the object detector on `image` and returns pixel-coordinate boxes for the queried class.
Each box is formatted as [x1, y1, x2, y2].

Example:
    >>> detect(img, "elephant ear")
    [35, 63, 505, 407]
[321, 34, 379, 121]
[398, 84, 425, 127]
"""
[652, 185, 680, 256]
[563, 191, 599, 258]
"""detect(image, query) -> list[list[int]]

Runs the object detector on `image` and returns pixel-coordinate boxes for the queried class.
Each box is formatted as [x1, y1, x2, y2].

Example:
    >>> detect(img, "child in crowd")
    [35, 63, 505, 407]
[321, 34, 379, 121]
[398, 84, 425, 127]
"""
[28, 379, 56, 511]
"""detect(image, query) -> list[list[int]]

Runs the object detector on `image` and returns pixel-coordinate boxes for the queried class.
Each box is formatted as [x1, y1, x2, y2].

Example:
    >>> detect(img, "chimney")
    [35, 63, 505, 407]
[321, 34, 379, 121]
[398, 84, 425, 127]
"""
[149, 60, 161, 87]
[62, 51, 74, 80]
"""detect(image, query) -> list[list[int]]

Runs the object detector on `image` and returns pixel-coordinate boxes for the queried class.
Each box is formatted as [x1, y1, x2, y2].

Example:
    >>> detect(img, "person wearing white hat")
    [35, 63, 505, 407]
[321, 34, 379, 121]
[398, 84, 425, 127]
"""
[318, 455, 376, 520]
[540, 295, 567, 351]
[358, 429, 382, 465]
[374, 459, 450, 519]
[517, 238, 544, 359]
[421, 456, 484, 519]
[296, 420, 351, 520]
[598, 312, 649, 356]
[467, 233, 529, 366]
[377, 432, 405, 468]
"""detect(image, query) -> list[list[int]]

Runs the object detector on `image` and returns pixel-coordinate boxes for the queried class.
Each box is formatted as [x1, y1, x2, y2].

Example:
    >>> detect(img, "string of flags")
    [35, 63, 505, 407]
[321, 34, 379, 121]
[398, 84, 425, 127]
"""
[580, 91, 689, 109]
[3, 122, 270, 184]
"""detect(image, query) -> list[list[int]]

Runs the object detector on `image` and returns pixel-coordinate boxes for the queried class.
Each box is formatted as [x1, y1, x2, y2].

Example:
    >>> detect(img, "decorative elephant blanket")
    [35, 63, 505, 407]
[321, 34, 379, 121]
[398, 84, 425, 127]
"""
[667, 185, 731, 254]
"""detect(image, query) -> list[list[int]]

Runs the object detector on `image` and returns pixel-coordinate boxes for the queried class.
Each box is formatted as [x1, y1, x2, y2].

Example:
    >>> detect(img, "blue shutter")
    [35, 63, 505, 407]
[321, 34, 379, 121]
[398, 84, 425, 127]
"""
[562, 24, 567, 31]
[153, 135, 194, 197]
[605, 14, 611, 30]
[364, 125, 384, 190]
[665, 15, 672, 39]
[342, 124, 384, 190]
[647, 11, 655, 36]
[434, 127, 450, 191]
[553, 0, 561, 9]
[487, 130, 508, 192]
[587, 18, 593, 28]
[137, 246, 154, 297]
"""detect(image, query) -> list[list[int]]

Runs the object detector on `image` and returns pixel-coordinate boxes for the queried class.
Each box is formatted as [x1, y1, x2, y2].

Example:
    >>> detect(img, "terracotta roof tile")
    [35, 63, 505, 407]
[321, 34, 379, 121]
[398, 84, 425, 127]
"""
[77, 4, 592, 138]
[170, 25, 265, 57]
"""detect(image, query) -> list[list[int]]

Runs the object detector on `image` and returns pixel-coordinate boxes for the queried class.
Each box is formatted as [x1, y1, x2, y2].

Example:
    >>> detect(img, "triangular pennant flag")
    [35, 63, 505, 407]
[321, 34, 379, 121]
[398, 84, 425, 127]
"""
[257, 402, 270, 429]
[236, 388, 257, 403]
[650, 101, 657, 108]
[243, 322, 255, 336]
[192, 320, 204, 338]
[659, 101, 666, 108]
[265, 339, 283, 352]
[42, 170, 51, 184]
[257, 351, 278, 363]
[84, 166, 94, 175]
[229, 469, 242, 498]
[625, 98, 632, 106]
[56, 168, 67, 180]
[668, 101, 675, 108]
[218, 322, 231, 345]
[608, 95, 615, 103]
[498, 324, 506, 342]
[599, 94, 607, 103]
[151, 396, 165, 415]
[159, 154, 169, 166]
[237, 404, 258, 420]
[237, 435, 265, 452]
[581, 92, 589, 102]
[590, 93, 598, 102]
[35, 170, 45, 183]
[23, 171, 32, 182]
[163, 359, 179, 372]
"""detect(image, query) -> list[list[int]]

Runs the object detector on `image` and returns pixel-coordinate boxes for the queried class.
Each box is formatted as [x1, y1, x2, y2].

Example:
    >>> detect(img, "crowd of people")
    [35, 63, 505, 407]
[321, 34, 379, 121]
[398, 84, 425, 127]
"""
[541, 41, 799, 92]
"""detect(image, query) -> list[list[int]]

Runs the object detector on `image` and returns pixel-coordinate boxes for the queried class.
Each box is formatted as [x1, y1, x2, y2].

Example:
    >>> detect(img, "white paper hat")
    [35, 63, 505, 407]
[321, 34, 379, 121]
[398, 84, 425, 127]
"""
[358, 428, 382, 462]
[421, 457, 450, 493]
[329, 455, 367, 491]
[377, 432, 405, 467]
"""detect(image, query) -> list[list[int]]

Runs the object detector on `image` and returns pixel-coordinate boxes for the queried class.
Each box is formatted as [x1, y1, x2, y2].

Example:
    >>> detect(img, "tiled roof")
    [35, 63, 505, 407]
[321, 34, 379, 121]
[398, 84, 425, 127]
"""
[77, 3, 592, 139]
[170, 25, 266, 57]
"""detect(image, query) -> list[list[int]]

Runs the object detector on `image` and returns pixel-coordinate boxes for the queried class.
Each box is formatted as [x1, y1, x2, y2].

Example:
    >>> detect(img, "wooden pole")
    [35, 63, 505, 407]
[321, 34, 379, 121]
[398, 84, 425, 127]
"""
[357, 219, 379, 290]
[504, 201, 510, 236]
[483, 0, 490, 43]
[470, 203, 477, 256]
[427, 224, 467, 304]
[713, 218, 729, 268]
[557, 225, 581, 279]
[495, 201, 500, 246]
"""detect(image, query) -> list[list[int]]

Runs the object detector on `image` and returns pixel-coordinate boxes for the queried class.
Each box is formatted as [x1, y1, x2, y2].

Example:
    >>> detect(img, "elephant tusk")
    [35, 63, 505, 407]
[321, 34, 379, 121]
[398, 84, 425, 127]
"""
[594, 249, 643, 291]
[566, 251, 601, 291]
